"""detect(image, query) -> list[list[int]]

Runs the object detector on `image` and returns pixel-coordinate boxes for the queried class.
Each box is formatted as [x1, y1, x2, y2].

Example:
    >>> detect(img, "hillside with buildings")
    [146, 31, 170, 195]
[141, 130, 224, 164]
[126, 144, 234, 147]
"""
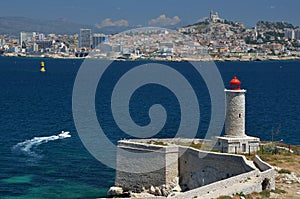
[1, 10, 300, 61]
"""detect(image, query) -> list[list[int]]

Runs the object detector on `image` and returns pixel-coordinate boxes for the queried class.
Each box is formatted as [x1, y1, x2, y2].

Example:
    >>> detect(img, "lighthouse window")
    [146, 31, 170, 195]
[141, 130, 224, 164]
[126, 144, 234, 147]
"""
[239, 114, 241, 118]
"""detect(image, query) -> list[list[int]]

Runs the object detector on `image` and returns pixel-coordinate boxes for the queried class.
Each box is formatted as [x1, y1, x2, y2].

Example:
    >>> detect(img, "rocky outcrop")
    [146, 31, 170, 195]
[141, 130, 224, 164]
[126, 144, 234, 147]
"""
[142, 177, 181, 197]
[108, 177, 181, 198]
[107, 186, 124, 197]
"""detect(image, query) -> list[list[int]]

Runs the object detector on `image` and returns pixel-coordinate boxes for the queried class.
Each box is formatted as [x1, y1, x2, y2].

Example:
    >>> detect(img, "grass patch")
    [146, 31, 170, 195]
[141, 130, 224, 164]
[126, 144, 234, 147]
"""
[284, 158, 295, 162]
[147, 141, 168, 146]
[217, 196, 232, 199]
[186, 142, 213, 151]
[259, 190, 270, 197]
[271, 188, 287, 194]
[278, 169, 291, 174]
[275, 160, 284, 164]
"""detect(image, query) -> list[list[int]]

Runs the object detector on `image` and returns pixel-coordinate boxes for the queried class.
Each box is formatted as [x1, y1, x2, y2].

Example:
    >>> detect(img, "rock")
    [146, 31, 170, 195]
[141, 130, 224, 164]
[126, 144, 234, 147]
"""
[141, 186, 147, 193]
[167, 192, 183, 198]
[149, 186, 156, 195]
[107, 186, 123, 197]
[270, 192, 280, 198]
[155, 186, 162, 196]
[169, 177, 179, 187]
[161, 187, 169, 197]
[274, 166, 282, 171]
[171, 184, 182, 192]
[130, 192, 156, 198]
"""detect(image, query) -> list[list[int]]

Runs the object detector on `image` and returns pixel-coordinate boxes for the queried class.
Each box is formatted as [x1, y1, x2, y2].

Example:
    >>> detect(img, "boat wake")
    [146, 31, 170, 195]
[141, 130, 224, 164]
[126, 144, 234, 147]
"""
[12, 131, 71, 157]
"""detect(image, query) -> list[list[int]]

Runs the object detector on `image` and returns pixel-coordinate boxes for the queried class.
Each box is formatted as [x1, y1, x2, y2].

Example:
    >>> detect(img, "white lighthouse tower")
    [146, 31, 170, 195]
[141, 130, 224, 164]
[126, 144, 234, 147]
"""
[215, 76, 260, 153]
[225, 76, 246, 137]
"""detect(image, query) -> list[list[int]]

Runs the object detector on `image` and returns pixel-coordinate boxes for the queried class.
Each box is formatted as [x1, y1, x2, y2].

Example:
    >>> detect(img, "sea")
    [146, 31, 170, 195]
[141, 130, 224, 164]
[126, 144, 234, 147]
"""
[0, 57, 299, 198]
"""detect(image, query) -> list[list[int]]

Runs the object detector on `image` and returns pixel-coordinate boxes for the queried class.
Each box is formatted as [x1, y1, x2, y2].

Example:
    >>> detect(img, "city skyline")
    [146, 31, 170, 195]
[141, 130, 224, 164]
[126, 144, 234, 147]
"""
[1, 0, 300, 28]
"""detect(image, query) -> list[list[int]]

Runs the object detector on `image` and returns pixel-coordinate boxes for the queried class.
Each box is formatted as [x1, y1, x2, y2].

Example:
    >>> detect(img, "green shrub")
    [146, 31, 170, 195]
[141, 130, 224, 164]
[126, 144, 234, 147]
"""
[271, 188, 287, 194]
[236, 192, 245, 196]
[147, 141, 168, 146]
[259, 190, 270, 197]
[278, 169, 291, 174]
[217, 196, 232, 199]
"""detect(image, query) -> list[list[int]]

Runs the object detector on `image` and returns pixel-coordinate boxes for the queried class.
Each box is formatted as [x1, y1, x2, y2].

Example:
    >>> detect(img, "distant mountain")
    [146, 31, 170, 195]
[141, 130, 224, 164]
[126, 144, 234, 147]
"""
[0, 17, 95, 34]
[0, 17, 136, 35]
[0, 16, 184, 35]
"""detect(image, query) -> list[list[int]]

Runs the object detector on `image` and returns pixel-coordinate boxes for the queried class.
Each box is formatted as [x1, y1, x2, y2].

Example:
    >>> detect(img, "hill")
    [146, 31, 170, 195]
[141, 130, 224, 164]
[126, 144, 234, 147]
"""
[0, 17, 93, 34]
[0, 17, 136, 35]
[257, 21, 297, 31]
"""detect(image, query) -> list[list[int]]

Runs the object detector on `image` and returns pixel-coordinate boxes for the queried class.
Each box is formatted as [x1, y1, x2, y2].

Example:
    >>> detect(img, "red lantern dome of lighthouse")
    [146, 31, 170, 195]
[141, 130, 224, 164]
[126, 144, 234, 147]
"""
[229, 76, 241, 90]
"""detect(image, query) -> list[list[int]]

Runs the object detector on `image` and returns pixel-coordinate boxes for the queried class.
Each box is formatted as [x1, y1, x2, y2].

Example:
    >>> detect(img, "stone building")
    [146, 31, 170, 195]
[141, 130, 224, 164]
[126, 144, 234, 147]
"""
[109, 139, 275, 198]
[209, 10, 225, 23]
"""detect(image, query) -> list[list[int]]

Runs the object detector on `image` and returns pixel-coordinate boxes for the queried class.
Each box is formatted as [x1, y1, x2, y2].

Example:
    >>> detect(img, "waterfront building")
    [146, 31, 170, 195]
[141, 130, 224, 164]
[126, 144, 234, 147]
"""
[0, 38, 5, 47]
[79, 29, 92, 48]
[8, 46, 20, 53]
[284, 29, 295, 40]
[20, 32, 34, 45]
[36, 40, 52, 50]
[92, 34, 107, 49]
[294, 28, 300, 40]
[38, 33, 45, 41]
[32, 43, 39, 52]
[100, 43, 113, 53]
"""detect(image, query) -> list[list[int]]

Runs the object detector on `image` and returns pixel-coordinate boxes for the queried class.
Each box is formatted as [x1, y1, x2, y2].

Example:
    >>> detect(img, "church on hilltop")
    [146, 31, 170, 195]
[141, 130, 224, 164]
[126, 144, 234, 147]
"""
[209, 9, 225, 23]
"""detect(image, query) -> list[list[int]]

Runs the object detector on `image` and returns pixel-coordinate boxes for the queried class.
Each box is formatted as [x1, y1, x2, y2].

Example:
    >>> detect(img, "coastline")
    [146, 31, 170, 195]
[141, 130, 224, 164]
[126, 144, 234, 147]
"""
[2, 53, 300, 62]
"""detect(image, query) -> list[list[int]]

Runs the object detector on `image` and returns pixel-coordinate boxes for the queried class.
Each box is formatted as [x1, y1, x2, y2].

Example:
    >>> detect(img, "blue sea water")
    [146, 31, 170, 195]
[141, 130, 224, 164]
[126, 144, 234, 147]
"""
[0, 57, 299, 198]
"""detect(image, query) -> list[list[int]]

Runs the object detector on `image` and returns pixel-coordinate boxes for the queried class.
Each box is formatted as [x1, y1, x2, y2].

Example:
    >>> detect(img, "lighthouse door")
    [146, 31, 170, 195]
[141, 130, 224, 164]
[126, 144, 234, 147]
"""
[242, 144, 246, 152]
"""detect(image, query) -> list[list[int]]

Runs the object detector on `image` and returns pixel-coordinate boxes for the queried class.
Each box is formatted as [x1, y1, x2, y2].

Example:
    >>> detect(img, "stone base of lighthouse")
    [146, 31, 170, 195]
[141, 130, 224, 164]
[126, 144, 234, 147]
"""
[214, 136, 260, 154]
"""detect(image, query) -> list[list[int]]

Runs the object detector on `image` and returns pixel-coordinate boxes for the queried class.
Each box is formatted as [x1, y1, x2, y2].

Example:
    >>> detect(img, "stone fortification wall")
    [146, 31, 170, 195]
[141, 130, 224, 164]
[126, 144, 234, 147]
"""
[172, 169, 261, 199]
[115, 141, 179, 193]
[178, 147, 254, 191]
[254, 155, 273, 171]
[172, 148, 275, 199]
[111, 140, 275, 198]
[254, 155, 276, 190]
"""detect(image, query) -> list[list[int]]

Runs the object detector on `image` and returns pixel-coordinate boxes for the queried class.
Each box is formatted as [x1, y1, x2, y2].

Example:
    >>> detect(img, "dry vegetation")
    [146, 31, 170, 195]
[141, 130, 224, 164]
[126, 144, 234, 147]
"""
[231, 143, 300, 199]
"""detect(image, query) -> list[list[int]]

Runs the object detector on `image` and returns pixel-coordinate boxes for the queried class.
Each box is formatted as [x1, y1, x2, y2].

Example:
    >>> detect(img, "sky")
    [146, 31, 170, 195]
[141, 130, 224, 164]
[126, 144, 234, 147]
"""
[1, 0, 299, 28]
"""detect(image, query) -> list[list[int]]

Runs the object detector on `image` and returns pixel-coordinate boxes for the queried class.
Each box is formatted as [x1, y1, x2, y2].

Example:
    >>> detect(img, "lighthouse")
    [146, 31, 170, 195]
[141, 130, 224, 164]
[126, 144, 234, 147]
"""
[225, 76, 246, 137]
[215, 76, 260, 154]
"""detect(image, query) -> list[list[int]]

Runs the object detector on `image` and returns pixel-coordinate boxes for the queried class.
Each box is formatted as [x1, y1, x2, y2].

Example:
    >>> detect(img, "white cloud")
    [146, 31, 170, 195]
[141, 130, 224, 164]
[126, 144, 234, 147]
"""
[148, 15, 181, 26]
[96, 18, 129, 28]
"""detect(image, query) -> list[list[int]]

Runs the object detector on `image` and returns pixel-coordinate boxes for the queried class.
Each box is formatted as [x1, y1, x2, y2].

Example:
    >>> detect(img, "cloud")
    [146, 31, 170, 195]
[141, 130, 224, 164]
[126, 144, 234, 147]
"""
[96, 18, 129, 28]
[148, 15, 181, 26]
